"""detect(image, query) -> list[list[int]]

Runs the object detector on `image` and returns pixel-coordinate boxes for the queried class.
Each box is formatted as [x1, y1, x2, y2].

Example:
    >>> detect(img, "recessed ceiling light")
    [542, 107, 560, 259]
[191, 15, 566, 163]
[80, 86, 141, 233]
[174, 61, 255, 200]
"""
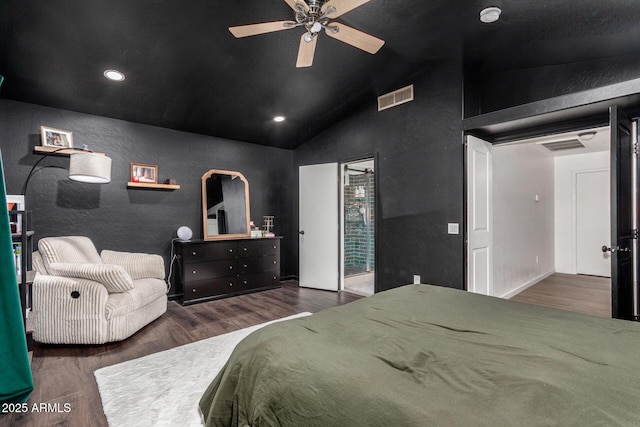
[273, 116, 285, 122]
[103, 69, 125, 82]
[480, 7, 501, 23]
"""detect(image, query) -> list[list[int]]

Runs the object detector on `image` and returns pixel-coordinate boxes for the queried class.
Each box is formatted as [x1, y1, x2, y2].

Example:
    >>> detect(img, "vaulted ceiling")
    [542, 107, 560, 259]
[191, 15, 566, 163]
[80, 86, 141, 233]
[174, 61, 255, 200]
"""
[2, 1, 640, 149]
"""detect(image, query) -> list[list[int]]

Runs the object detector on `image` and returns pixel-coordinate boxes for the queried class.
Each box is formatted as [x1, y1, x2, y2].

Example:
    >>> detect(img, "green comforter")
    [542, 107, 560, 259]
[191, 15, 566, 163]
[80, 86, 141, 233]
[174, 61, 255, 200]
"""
[199, 284, 640, 426]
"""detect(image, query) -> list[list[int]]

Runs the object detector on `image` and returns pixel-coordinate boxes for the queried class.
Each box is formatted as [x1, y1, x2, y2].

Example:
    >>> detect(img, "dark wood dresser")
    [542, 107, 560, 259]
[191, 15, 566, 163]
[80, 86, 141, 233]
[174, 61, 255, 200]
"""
[173, 237, 281, 305]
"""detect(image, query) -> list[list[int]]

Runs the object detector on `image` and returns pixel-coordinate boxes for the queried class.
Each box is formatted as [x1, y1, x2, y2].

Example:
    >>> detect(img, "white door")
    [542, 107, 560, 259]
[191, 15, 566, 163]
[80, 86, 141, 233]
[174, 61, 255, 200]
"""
[576, 170, 611, 277]
[299, 163, 339, 290]
[467, 136, 493, 295]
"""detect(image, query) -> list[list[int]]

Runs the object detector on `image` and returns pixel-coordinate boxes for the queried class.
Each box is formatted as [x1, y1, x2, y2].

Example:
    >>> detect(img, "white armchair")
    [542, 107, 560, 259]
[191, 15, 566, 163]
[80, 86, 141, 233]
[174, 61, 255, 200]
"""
[31, 236, 168, 344]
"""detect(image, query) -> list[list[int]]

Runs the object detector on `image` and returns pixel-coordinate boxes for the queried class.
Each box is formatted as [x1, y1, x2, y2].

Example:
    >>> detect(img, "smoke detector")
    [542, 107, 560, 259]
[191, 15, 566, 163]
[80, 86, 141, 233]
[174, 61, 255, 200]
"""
[480, 7, 502, 23]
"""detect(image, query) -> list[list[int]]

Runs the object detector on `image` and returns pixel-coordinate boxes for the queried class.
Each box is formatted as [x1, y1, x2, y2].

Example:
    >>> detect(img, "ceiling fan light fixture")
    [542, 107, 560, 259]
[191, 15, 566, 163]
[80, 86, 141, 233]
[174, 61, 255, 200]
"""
[273, 116, 286, 122]
[480, 7, 501, 23]
[228, 0, 383, 67]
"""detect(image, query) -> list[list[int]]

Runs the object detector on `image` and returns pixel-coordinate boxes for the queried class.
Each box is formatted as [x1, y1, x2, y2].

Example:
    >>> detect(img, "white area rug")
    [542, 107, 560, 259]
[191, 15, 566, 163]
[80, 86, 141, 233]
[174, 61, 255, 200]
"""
[95, 313, 311, 427]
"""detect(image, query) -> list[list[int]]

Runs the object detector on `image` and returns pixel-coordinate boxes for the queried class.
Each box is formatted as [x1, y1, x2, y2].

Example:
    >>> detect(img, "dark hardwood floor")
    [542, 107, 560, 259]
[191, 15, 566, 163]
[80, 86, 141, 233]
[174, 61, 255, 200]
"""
[4, 281, 361, 427]
[510, 273, 611, 318]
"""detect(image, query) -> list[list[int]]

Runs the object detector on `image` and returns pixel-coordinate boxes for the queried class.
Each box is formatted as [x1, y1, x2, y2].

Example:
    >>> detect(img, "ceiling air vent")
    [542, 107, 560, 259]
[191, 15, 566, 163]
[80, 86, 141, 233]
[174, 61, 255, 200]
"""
[378, 84, 414, 111]
[539, 139, 586, 152]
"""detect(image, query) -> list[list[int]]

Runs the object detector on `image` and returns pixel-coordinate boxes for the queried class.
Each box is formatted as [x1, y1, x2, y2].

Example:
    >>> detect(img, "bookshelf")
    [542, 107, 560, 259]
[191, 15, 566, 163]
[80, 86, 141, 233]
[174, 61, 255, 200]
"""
[9, 210, 33, 350]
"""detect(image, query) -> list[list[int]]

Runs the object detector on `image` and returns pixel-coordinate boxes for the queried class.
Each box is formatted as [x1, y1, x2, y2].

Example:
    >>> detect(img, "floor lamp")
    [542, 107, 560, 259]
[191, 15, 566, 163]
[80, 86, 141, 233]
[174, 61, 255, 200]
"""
[22, 148, 112, 195]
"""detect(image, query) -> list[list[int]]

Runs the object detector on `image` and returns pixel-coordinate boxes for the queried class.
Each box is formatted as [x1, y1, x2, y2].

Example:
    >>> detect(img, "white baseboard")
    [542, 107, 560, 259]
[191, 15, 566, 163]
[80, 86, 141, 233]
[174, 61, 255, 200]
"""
[498, 270, 555, 299]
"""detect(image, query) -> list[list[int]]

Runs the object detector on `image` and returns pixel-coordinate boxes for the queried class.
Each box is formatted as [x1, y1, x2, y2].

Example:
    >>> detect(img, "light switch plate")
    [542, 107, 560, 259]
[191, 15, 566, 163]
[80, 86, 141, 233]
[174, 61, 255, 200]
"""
[448, 223, 459, 235]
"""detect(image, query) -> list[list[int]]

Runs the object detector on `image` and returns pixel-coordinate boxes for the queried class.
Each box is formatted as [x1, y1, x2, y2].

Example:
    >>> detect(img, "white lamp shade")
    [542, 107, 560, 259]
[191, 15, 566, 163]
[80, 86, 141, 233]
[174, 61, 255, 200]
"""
[69, 153, 112, 183]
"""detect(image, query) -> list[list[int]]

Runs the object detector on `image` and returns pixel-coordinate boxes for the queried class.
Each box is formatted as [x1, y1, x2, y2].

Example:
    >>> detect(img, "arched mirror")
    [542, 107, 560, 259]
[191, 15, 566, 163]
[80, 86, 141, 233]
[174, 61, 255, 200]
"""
[201, 169, 250, 240]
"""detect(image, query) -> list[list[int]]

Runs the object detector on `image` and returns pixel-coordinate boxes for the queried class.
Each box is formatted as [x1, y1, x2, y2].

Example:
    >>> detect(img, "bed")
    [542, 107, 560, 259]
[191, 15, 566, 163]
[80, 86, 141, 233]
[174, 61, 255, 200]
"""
[199, 284, 640, 426]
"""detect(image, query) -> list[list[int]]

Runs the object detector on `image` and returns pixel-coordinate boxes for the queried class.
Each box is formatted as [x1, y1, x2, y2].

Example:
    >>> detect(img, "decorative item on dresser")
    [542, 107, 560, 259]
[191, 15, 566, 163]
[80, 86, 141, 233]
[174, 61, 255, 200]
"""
[173, 237, 281, 305]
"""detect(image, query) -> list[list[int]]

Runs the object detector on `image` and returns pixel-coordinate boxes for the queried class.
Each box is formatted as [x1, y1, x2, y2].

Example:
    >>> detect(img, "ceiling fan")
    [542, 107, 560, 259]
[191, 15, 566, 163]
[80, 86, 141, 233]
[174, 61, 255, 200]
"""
[229, 0, 384, 68]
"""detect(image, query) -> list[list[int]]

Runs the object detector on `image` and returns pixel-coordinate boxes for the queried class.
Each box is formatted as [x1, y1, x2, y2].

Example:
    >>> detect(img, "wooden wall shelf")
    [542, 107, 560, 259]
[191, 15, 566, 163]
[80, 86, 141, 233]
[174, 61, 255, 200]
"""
[33, 146, 105, 156]
[127, 182, 180, 190]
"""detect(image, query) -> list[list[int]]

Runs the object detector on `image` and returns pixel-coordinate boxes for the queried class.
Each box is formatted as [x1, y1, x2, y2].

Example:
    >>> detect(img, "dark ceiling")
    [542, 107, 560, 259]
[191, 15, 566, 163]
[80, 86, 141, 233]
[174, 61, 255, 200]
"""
[2, 1, 640, 149]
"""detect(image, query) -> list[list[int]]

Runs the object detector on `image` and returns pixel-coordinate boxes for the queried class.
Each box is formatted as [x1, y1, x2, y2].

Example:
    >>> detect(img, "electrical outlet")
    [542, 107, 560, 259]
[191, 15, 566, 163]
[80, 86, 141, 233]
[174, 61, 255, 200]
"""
[413, 274, 421, 284]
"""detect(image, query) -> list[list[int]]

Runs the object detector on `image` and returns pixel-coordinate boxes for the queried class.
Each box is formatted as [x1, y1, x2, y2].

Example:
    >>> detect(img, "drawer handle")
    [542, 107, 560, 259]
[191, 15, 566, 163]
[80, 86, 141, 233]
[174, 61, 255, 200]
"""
[192, 289, 196, 293]
[273, 276, 277, 280]
[229, 248, 234, 253]
[273, 245, 277, 249]
[229, 266, 233, 270]
[243, 280, 247, 285]
[192, 270, 197, 274]
[243, 247, 248, 252]
[273, 261, 277, 264]
[243, 264, 248, 268]
[192, 251, 197, 256]
[229, 283, 233, 287]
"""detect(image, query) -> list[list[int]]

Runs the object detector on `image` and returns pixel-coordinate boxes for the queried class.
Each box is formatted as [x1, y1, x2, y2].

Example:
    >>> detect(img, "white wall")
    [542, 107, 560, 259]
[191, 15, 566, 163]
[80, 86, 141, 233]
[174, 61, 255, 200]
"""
[492, 144, 555, 298]
[554, 151, 610, 274]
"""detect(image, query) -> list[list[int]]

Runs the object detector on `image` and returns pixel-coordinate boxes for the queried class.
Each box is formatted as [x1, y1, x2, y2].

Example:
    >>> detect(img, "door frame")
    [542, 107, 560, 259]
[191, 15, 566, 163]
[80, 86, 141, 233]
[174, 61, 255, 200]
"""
[339, 153, 380, 294]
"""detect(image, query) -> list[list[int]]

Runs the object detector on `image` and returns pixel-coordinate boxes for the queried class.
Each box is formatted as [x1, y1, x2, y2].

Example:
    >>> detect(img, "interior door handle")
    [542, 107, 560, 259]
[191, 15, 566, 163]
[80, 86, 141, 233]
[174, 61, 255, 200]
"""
[299, 230, 305, 235]
[603, 245, 630, 253]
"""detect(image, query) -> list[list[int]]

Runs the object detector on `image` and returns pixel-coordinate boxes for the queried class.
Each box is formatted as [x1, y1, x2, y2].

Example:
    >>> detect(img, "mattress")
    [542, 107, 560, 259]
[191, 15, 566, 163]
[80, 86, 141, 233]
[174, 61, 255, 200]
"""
[199, 284, 640, 426]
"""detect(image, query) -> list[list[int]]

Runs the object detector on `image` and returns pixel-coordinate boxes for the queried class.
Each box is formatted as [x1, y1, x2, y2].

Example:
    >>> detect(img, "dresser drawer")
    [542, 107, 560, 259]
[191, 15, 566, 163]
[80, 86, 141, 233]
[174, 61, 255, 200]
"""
[237, 271, 280, 292]
[238, 255, 278, 274]
[182, 242, 237, 262]
[184, 277, 237, 301]
[183, 259, 237, 283]
[237, 239, 280, 258]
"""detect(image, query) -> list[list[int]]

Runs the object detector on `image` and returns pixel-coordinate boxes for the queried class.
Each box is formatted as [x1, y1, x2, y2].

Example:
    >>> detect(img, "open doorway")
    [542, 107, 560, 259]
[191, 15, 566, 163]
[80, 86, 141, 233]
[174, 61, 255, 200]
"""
[467, 126, 612, 316]
[341, 159, 375, 296]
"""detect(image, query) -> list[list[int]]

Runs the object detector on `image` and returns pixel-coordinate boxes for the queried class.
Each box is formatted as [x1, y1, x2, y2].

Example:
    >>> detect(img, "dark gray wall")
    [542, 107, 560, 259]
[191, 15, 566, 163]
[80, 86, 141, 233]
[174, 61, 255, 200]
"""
[294, 61, 465, 292]
[0, 100, 294, 296]
[469, 53, 640, 116]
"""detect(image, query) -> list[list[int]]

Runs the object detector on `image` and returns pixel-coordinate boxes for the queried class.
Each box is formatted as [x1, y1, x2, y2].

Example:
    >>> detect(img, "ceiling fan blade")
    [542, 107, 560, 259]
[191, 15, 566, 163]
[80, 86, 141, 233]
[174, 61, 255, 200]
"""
[229, 21, 296, 38]
[284, 0, 310, 13]
[321, 0, 370, 18]
[324, 23, 384, 54]
[296, 33, 317, 68]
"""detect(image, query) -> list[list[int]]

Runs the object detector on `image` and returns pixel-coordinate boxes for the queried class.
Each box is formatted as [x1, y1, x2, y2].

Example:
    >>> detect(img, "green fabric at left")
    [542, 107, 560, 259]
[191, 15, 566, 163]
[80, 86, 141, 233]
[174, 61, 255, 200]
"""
[0, 150, 33, 403]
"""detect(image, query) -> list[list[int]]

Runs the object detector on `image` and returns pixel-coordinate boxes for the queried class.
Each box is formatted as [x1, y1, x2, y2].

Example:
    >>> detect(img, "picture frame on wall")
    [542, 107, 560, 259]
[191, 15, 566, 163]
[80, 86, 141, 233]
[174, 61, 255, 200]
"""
[41, 126, 74, 148]
[131, 163, 158, 184]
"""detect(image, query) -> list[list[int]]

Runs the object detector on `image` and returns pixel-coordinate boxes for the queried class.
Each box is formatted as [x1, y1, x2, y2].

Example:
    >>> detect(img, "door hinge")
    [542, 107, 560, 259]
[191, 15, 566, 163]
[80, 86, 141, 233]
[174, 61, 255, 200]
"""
[633, 229, 639, 239]
[635, 142, 639, 156]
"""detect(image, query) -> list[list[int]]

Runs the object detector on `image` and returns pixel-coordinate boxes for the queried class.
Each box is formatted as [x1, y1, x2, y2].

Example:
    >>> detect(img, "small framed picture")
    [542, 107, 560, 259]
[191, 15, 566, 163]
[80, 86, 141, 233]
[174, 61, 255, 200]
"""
[41, 126, 74, 148]
[131, 163, 158, 184]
